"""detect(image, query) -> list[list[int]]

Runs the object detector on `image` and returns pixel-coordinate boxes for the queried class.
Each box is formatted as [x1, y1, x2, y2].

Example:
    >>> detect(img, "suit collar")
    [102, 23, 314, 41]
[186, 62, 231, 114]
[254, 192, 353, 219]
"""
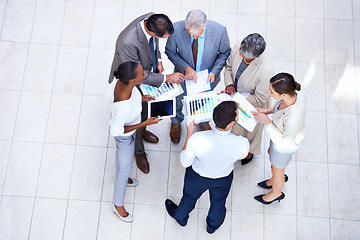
[137, 21, 153, 60]
[182, 28, 194, 68]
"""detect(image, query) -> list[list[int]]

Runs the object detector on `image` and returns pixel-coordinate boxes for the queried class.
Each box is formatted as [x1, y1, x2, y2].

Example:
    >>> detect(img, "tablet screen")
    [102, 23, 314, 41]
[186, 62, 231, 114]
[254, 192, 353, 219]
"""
[149, 99, 175, 118]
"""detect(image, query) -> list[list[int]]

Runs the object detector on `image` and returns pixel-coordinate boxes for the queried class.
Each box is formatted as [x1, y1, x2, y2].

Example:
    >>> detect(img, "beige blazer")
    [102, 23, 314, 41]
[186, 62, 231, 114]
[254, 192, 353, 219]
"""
[108, 12, 163, 86]
[224, 42, 274, 109]
[267, 92, 306, 151]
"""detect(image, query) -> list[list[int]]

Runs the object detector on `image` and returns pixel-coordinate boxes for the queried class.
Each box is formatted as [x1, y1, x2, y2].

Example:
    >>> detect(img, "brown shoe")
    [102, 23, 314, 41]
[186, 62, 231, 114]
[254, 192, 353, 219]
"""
[170, 122, 181, 143]
[142, 130, 159, 143]
[200, 123, 212, 131]
[135, 153, 149, 174]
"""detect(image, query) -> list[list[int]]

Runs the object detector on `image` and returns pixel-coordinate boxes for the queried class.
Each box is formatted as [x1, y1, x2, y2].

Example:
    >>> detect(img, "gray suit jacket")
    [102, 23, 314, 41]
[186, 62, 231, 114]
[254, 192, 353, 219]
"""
[165, 20, 231, 86]
[108, 12, 163, 86]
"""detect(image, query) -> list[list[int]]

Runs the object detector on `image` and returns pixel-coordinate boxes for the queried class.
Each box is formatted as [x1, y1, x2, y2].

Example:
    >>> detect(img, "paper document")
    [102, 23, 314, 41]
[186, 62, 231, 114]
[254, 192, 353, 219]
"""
[217, 92, 257, 132]
[184, 69, 211, 96]
[140, 82, 183, 101]
[184, 91, 217, 124]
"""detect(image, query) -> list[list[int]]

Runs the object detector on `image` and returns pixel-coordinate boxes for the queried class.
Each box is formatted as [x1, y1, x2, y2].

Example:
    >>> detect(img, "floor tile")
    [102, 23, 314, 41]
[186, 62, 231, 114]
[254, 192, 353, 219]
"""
[0, 41, 28, 90]
[296, 111, 327, 163]
[197, 209, 231, 239]
[69, 146, 106, 201]
[60, 1, 94, 47]
[0, 196, 34, 240]
[131, 204, 165, 240]
[327, 113, 359, 164]
[329, 164, 360, 220]
[97, 202, 132, 240]
[63, 200, 100, 240]
[164, 208, 199, 240]
[22, 44, 58, 92]
[31, 0, 65, 44]
[53, 46, 88, 95]
[13, 91, 51, 142]
[36, 144, 75, 199]
[237, 0, 266, 15]
[231, 211, 263, 240]
[28, 198, 67, 240]
[121, 6, 156, 30]
[0, 0, 6, 33]
[354, 21, 360, 65]
[77, 95, 111, 147]
[267, 0, 295, 17]
[354, 2, 360, 20]
[297, 162, 329, 217]
[181, 0, 210, 13]
[330, 219, 360, 240]
[273, 61, 295, 75]
[297, 217, 330, 240]
[90, 4, 122, 49]
[0, 141, 11, 193]
[210, 0, 238, 13]
[166, 152, 185, 203]
[153, 0, 181, 9]
[0, 0, 36, 42]
[0, 90, 20, 140]
[209, 11, 237, 46]
[144, 118, 171, 152]
[324, 19, 354, 65]
[264, 214, 296, 240]
[237, 14, 266, 42]
[324, 0, 353, 20]
[295, 0, 323, 18]
[3, 142, 43, 197]
[45, 94, 82, 144]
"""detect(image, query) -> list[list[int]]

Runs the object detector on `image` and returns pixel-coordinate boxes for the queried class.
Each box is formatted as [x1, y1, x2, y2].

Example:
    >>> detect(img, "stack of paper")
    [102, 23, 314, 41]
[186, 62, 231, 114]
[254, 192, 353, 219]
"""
[140, 82, 183, 101]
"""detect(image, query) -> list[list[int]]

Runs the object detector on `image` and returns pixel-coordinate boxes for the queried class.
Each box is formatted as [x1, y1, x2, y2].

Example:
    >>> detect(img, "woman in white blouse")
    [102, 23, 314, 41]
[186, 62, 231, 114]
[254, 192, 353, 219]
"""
[252, 72, 306, 204]
[110, 61, 161, 222]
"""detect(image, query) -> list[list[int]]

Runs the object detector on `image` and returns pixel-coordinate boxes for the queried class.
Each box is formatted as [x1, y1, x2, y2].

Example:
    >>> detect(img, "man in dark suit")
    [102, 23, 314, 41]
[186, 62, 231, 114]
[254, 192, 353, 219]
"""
[109, 13, 185, 173]
[165, 10, 231, 143]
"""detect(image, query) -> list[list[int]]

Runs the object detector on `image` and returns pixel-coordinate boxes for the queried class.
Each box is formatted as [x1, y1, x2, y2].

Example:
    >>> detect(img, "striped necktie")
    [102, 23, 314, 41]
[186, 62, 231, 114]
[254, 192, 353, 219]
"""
[192, 38, 198, 70]
[149, 37, 157, 72]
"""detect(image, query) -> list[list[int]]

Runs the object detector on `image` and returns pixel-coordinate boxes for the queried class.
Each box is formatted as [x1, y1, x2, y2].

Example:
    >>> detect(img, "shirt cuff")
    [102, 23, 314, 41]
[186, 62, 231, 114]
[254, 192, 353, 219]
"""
[161, 73, 166, 85]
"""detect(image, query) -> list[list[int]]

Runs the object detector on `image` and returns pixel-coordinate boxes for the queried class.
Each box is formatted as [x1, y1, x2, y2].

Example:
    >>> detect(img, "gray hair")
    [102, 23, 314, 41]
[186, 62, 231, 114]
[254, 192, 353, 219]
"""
[239, 33, 266, 58]
[185, 10, 207, 33]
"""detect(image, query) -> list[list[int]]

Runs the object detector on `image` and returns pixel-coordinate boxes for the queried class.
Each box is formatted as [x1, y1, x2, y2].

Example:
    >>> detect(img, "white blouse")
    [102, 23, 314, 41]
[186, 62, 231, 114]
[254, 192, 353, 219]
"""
[110, 86, 142, 137]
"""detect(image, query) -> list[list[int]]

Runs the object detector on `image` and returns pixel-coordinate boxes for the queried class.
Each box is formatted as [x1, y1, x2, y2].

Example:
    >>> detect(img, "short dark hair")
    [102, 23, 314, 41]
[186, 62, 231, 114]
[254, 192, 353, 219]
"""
[146, 14, 174, 37]
[213, 101, 237, 129]
[114, 61, 139, 85]
[270, 72, 301, 96]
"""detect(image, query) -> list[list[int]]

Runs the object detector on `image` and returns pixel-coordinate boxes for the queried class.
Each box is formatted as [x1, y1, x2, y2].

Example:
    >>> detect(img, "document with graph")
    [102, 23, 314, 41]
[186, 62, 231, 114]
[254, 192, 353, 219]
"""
[183, 91, 217, 124]
[139, 82, 184, 100]
[217, 92, 257, 132]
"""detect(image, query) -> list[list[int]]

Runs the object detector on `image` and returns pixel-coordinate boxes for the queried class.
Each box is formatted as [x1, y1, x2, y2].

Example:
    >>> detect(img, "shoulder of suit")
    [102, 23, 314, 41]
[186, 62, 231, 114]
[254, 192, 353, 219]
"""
[207, 20, 226, 30]
[173, 21, 186, 30]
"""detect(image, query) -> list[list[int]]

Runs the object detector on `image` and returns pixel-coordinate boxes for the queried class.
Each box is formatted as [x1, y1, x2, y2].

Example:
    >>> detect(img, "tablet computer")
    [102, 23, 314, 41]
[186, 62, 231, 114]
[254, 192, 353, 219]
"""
[148, 98, 176, 119]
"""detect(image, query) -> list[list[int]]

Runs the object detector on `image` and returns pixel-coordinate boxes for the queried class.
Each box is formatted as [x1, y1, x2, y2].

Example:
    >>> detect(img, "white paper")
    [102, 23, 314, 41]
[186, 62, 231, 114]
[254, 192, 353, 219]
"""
[184, 91, 217, 124]
[139, 82, 183, 101]
[184, 69, 211, 96]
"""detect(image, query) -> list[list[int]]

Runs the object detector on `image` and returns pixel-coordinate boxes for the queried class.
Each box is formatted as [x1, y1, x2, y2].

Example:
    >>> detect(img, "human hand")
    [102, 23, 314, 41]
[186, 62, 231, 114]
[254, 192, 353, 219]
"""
[225, 84, 236, 96]
[142, 94, 155, 102]
[252, 111, 271, 125]
[184, 66, 197, 82]
[186, 119, 198, 136]
[157, 62, 164, 74]
[166, 72, 185, 84]
[255, 108, 272, 115]
[207, 72, 215, 83]
[144, 116, 162, 126]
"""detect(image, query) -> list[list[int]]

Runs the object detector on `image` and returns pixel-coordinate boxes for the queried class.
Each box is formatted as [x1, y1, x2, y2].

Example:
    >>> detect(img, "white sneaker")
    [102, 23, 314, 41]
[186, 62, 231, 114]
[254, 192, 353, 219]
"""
[127, 178, 138, 187]
[112, 204, 134, 223]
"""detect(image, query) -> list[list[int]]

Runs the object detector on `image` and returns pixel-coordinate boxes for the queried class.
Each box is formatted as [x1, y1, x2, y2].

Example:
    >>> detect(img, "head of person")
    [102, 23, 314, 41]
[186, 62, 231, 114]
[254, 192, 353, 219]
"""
[114, 61, 144, 85]
[145, 14, 174, 38]
[239, 33, 266, 60]
[185, 10, 208, 39]
[213, 101, 239, 130]
[269, 72, 301, 100]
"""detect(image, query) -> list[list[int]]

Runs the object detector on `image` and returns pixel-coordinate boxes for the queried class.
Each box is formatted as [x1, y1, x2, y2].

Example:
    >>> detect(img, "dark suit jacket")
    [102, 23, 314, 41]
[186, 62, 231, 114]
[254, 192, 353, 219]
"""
[164, 20, 231, 86]
[108, 12, 164, 87]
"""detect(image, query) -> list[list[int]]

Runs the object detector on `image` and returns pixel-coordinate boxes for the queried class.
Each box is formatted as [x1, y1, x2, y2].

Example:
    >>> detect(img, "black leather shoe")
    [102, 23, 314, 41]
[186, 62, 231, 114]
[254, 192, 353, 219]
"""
[206, 226, 216, 234]
[257, 174, 289, 189]
[241, 155, 253, 165]
[165, 199, 186, 227]
[254, 192, 285, 205]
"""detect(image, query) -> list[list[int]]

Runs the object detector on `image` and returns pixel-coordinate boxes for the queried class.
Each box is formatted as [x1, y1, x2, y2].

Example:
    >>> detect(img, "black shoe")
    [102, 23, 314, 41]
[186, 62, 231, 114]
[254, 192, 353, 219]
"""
[241, 155, 253, 165]
[254, 192, 285, 205]
[257, 174, 289, 189]
[206, 226, 216, 234]
[165, 199, 186, 227]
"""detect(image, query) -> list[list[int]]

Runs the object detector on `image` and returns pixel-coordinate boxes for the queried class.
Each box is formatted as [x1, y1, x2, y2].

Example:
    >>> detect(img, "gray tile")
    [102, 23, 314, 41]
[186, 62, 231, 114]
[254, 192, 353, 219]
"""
[330, 219, 360, 240]
[267, 0, 295, 17]
[164, 208, 199, 240]
[237, 0, 266, 14]
[295, 0, 323, 18]
[0, 90, 20, 140]
[237, 14, 266, 44]
[0, 141, 11, 194]
[197, 209, 231, 239]
[354, 21, 360, 65]
[264, 214, 296, 240]
[231, 211, 263, 240]
[297, 217, 330, 240]
[324, 0, 353, 20]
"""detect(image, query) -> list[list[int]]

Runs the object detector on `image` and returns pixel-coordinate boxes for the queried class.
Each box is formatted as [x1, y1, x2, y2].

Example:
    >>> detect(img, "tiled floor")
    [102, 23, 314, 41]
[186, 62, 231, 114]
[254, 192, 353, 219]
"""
[0, 0, 360, 239]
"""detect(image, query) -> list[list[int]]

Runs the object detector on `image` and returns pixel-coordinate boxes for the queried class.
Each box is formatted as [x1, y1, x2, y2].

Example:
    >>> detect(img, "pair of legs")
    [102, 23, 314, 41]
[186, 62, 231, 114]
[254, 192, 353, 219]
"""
[113, 133, 135, 217]
[263, 165, 285, 201]
[174, 167, 233, 231]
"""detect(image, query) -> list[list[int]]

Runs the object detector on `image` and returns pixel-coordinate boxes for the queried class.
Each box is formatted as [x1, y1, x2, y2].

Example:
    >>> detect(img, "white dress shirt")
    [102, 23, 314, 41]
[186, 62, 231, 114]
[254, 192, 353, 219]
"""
[180, 128, 249, 178]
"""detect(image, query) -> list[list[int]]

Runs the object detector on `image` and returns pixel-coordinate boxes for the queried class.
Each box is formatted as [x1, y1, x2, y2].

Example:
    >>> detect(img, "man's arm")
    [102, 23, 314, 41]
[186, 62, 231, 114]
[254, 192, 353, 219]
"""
[165, 34, 191, 74]
[179, 120, 197, 168]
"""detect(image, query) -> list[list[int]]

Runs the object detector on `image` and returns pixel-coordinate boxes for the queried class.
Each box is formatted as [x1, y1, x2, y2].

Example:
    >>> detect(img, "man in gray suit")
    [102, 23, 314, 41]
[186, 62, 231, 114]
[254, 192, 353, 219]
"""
[165, 10, 231, 143]
[109, 13, 185, 173]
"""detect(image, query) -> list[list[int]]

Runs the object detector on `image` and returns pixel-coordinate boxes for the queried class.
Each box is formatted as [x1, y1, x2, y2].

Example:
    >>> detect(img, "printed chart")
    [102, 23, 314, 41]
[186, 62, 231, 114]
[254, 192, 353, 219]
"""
[184, 91, 217, 124]
[140, 82, 183, 100]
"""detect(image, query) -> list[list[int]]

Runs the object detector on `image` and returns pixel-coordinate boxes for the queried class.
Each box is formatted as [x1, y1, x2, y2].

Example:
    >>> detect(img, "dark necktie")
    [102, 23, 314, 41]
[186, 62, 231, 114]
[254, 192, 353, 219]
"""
[149, 37, 157, 72]
[234, 60, 246, 91]
[192, 38, 198, 70]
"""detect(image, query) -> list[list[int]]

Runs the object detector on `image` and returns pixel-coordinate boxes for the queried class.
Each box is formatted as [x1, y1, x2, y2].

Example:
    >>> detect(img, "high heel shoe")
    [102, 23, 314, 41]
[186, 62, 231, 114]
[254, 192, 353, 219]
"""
[254, 192, 285, 205]
[112, 204, 134, 222]
[257, 174, 289, 189]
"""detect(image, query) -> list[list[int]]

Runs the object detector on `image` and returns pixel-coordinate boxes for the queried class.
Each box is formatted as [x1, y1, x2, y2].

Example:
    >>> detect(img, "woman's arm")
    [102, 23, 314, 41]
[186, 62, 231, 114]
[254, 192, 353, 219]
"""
[123, 116, 162, 133]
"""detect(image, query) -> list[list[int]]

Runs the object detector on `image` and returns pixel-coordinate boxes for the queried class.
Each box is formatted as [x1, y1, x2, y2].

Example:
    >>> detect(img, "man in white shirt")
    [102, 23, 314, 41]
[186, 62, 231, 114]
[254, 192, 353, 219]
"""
[165, 101, 249, 234]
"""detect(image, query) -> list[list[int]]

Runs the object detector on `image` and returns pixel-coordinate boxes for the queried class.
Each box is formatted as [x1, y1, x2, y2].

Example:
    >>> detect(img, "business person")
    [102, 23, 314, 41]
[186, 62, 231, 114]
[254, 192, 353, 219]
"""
[165, 10, 231, 143]
[110, 61, 162, 222]
[165, 101, 249, 234]
[109, 13, 185, 173]
[252, 72, 306, 204]
[224, 33, 274, 165]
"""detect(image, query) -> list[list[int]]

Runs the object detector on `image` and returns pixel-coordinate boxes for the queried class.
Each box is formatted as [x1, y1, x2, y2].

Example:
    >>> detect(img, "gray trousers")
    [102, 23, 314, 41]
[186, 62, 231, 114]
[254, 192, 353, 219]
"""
[135, 101, 147, 154]
[113, 132, 135, 206]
